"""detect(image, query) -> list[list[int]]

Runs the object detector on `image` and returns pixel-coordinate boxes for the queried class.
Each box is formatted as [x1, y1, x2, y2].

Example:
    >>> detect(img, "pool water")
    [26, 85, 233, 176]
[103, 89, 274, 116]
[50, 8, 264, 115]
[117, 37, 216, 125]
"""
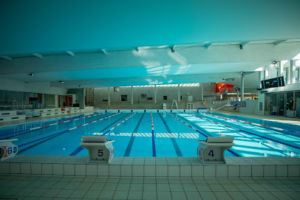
[1, 111, 299, 158]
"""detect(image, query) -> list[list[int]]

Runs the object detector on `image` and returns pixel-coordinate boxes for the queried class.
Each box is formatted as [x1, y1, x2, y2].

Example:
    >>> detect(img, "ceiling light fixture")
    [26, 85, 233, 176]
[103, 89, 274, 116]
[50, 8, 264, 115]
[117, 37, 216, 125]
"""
[28, 73, 35, 77]
[60, 81, 64, 84]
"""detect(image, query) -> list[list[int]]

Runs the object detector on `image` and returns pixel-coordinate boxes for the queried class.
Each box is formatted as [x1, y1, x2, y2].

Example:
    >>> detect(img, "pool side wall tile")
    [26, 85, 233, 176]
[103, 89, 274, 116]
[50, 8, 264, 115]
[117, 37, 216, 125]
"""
[276, 165, 287, 177]
[228, 165, 239, 177]
[31, 163, 42, 175]
[10, 162, 21, 174]
[216, 165, 227, 177]
[42, 163, 53, 175]
[121, 165, 132, 177]
[53, 163, 63, 175]
[0, 162, 10, 174]
[64, 164, 75, 176]
[75, 164, 86, 176]
[192, 165, 203, 177]
[287, 165, 299, 177]
[180, 165, 192, 177]
[87, 164, 97, 176]
[240, 165, 251, 177]
[109, 165, 121, 176]
[204, 165, 215, 177]
[98, 164, 109, 177]
[168, 166, 180, 177]
[263, 165, 275, 177]
[252, 165, 263, 177]
[156, 165, 168, 177]
[21, 163, 31, 174]
[144, 165, 156, 177]
[132, 165, 144, 177]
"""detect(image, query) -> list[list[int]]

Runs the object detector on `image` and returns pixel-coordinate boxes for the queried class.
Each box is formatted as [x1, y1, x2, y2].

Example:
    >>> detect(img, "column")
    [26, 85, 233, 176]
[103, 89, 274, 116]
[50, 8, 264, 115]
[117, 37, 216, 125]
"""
[108, 87, 110, 106]
[290, 60, 295, 84]
[241, 73, 244, 106]
[258, 71, 262, 88]
[278, 61, 284, 77]
[178, 84, 180, 103]
[55, 95, 58, 108]
[298, 68, 300, 83]
[200, 83, 204, 101]
[264, 66, 269, 80]
[131, 86, 133, 105]
[154, 85, 157, 103]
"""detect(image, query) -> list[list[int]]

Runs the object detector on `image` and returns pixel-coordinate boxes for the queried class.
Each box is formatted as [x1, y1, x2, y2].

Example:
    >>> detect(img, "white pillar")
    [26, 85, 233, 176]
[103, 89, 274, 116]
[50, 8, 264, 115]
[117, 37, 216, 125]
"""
[264, 66, 269, 80]
[290, 60, 295, 84]
[108, 87, 110, 106]
[178, 84, 180, 103]
[278, 61, 284, 77]
[258, 71, 262, 88]
[55, 95, 58, 108]
[200, 83, 204, 101]
[131, 86, 133, 105]
[154, 85, 157, 103]
[241, 74, 244, 106]
[298, 68, 300, 83]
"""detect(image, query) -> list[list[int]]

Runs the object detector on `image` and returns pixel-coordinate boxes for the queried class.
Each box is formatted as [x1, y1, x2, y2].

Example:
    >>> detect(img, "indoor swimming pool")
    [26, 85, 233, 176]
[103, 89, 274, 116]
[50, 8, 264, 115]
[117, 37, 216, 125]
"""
[0, 110, 299, 158]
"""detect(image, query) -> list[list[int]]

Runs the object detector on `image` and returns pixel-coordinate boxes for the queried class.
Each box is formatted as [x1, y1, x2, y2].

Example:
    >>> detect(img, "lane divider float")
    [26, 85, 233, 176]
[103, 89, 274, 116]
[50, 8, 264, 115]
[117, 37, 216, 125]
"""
[71, 113, 136, 156]
[1, 112, 105, 139]
[168, 113, 241, 157]
[18, 113, 119, 149]
[203, 113, 300, 135]
[198, 113, 300, 150]
[151, 113, 156, 157]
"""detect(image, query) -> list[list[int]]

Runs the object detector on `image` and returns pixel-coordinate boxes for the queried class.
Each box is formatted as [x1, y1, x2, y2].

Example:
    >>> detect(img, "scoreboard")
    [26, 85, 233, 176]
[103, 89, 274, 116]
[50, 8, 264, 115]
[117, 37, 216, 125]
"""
[261, 76, 285, 89]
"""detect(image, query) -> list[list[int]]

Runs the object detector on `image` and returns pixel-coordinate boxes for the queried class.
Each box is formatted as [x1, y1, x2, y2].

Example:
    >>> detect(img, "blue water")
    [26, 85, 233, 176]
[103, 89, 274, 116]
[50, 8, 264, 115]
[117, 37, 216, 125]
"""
[0, 111, 299, 157]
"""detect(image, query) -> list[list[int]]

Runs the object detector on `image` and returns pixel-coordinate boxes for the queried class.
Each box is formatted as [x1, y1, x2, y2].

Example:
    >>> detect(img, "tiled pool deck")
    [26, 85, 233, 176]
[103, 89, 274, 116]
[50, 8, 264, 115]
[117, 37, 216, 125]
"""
[1, 156, 299, 178]
[0, 174, 299, 199]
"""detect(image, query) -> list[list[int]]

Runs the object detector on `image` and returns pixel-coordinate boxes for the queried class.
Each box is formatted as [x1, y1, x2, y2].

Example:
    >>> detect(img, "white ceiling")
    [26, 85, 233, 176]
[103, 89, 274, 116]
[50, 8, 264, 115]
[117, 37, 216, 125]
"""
[0, 1, 300, 89]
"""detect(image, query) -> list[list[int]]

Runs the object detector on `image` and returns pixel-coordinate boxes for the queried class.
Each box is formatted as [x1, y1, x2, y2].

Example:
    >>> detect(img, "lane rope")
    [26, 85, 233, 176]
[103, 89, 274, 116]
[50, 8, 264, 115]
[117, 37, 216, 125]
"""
[1, 112, 104, 139]
[151, 113, 156, 157]
[199, 113, 300, 151]
[168, 113, 241, 157]
[18, 113, 119, 148]
[205, 112, 300, 135]
[71, 113, 136, 156]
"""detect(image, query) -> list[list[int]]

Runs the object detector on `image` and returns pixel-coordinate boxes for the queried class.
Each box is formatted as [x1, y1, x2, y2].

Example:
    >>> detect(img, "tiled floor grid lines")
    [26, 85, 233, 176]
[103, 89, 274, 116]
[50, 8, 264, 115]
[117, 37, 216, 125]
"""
[0, 175, 300, 200]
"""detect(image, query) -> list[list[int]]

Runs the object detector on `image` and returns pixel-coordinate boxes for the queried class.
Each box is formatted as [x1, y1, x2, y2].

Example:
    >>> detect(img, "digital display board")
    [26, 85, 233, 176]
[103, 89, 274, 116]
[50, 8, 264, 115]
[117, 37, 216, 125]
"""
[261, 76, 285, 89]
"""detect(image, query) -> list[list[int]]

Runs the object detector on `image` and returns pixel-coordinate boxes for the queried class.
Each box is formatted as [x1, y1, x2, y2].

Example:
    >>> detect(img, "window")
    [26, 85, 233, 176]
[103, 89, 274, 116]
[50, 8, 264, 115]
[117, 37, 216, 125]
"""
[163, 96, 167, 100]
[121, 95, 127, 101]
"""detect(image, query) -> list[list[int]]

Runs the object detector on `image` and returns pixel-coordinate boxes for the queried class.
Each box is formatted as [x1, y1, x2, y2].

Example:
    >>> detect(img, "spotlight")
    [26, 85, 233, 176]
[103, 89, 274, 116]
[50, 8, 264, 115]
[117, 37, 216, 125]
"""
[60, 81, 64, 84]
[28, 73, 35, 77]
[78, 85, 82, 87]
[272, 61, 278, 64]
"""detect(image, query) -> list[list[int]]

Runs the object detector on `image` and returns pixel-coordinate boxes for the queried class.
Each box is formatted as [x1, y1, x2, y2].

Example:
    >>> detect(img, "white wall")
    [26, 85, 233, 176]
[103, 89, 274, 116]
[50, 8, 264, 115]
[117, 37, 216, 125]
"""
[0, 78, 67, 95]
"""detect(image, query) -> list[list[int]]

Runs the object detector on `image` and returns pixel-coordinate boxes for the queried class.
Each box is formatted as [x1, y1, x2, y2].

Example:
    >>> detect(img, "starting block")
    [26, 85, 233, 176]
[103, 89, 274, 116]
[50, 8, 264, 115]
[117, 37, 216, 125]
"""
[80, 136, 115, 163]
[197, 137, 234, 164]
[0, 139, 18, 161]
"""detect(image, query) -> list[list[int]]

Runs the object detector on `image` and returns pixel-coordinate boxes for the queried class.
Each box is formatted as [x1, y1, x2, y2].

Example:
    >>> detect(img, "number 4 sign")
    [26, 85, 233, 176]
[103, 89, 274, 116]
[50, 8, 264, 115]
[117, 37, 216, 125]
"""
[0, 139, 18, 161]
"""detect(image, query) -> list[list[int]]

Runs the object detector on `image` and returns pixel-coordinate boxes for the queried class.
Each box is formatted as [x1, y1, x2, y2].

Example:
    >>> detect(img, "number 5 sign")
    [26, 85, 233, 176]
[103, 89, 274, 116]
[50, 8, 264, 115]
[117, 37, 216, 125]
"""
[0, 139, 18, 161]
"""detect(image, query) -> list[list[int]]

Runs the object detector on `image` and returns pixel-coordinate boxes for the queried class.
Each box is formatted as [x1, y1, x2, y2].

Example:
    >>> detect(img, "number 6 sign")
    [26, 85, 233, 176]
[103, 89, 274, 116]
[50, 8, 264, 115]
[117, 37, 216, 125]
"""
[0, 139, 18, 161]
